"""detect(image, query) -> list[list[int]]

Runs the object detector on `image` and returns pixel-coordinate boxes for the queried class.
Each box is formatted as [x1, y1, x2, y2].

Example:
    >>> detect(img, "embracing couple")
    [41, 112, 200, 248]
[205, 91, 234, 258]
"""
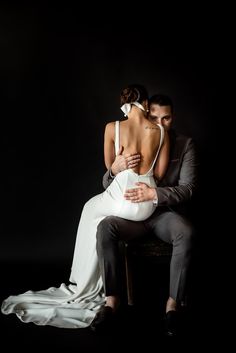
[2, 84, 198, 337]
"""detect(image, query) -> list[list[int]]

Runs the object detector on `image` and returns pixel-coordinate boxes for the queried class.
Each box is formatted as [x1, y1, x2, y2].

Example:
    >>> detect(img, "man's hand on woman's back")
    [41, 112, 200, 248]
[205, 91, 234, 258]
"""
[111, 146, 140, 176]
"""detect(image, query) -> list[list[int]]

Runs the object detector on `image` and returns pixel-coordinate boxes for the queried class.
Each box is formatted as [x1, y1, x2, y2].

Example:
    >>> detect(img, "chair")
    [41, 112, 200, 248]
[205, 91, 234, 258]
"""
[123, 237, 172, 305]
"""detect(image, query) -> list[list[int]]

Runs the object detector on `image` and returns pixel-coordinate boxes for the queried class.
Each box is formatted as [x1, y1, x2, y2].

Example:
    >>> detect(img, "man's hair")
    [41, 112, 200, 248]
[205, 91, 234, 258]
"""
[149, 94, 173, 113]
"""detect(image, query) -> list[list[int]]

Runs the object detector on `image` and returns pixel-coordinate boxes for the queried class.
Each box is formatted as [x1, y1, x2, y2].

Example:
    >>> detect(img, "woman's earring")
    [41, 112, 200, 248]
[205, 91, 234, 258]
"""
[146, 109, 149, 112]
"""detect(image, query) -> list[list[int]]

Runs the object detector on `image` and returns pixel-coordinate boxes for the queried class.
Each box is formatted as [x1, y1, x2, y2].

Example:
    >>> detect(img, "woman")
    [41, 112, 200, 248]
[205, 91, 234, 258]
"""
[1, 84, 169, 329]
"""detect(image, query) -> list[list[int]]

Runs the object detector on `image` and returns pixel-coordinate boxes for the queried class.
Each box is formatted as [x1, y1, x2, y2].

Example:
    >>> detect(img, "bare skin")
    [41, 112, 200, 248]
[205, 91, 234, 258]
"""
[104, 105, 170, 180]
[106, 104, 176, 313]
[124, 104, 173, 204]
[111, 147, 141, 176]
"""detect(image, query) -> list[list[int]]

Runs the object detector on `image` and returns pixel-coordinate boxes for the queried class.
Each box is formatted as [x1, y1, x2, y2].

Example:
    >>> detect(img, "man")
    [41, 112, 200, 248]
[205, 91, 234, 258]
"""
[91, 94, 198, 336]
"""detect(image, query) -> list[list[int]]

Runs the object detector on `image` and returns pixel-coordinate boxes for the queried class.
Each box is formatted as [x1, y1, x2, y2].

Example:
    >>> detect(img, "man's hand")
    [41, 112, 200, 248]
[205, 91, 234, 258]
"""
[124, 182, 157, 203]
[111, 147, 141, 176]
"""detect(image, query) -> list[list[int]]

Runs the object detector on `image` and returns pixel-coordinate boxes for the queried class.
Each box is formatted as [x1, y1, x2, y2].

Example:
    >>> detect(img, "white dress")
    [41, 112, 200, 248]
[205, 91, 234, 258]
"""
[1, 122, 164, 328]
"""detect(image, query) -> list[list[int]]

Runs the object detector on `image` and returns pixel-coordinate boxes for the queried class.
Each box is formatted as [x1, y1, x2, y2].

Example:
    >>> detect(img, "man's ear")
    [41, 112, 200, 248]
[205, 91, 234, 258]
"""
[142, 99, 149, 112]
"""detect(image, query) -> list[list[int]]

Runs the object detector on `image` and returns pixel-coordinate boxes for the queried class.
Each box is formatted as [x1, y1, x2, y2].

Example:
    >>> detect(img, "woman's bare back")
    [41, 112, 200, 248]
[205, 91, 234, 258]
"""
[119, 119, 162, 175]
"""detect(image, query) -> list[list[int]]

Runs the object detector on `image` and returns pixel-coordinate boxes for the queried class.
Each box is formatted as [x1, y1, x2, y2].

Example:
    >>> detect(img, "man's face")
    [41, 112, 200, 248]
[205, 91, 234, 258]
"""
[149, 104, 173, 131]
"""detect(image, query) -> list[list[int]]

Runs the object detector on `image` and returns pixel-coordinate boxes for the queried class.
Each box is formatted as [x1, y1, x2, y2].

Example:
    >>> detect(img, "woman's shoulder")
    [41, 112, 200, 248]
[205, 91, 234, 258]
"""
[104, 121, 116, 140]
[105, 118, 128, 130]
[105, 121, 116, 129]
[143, 120, 161, 132]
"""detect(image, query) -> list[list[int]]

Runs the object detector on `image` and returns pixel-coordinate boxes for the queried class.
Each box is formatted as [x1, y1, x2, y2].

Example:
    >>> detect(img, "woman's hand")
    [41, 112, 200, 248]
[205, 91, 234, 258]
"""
[124, 182, 157, 203]
[111, 147, 140, 176]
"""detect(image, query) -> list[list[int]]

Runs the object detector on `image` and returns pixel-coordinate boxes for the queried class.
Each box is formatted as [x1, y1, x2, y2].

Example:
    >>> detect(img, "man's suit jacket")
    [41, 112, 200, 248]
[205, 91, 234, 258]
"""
[102, 129, 199, 216]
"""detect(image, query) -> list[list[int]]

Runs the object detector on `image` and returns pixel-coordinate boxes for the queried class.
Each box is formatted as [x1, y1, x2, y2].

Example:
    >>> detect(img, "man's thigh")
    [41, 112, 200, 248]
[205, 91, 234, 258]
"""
[145, 210, 191, 244]
[105, 216, 149, 242]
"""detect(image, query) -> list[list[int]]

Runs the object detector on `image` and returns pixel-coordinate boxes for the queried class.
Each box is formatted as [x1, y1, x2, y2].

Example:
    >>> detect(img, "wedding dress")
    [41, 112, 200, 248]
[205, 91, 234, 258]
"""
[1, 122, 164, 328]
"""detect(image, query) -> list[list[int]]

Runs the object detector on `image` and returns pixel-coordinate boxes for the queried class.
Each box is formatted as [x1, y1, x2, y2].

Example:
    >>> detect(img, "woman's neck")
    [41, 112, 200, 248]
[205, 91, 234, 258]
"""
[127, 106, 146, 121]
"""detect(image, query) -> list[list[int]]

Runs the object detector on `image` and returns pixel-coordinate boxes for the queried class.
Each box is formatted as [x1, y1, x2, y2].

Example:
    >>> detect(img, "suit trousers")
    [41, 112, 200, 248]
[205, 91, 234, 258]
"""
[96, 209, 195, 304]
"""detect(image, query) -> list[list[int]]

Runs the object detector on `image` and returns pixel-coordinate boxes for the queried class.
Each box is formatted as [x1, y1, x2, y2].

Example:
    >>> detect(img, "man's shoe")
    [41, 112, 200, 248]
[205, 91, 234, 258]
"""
[164, 310, 179, 337]
[90, 306, 115, 332]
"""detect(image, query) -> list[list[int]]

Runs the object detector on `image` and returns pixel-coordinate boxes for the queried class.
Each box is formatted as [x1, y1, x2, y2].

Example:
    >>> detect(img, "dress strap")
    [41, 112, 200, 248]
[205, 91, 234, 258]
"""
[148, 124, 165, 172]
[115, 121, 120, 155]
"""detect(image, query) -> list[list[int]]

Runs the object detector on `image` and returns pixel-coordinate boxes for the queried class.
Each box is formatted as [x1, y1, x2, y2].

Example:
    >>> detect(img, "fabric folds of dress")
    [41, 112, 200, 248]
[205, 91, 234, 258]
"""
[1, 123, 164, 328]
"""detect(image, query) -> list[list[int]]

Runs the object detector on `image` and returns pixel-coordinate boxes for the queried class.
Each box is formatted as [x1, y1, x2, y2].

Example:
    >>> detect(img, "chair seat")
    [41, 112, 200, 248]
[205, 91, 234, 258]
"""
[125, 237, 172, 257]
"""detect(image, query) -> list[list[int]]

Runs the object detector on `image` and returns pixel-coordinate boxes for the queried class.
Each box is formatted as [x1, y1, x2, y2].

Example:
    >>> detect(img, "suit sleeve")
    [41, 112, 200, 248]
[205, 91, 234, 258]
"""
[156, 138, 199, 206]
[102, 169, 114, 189]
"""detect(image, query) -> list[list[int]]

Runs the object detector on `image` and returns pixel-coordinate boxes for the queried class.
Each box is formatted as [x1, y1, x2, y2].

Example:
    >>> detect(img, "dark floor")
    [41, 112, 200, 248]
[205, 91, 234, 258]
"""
[0, 259, 219, 351]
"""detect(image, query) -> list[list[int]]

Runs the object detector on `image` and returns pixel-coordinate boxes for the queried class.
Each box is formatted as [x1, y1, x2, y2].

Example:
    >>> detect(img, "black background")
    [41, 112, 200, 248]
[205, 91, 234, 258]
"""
[0, 3, 229, 347]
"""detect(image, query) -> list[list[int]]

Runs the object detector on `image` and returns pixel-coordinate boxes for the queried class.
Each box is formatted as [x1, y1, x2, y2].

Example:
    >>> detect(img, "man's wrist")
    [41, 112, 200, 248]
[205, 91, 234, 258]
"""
[109, 169, 115, 179]
[152, 188, 158, 206]
[111, 164, 121, 177]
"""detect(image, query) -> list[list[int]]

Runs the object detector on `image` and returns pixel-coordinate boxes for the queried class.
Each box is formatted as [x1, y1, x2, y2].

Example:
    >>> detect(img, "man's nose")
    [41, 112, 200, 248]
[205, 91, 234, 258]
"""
[156, 117, 164, 126]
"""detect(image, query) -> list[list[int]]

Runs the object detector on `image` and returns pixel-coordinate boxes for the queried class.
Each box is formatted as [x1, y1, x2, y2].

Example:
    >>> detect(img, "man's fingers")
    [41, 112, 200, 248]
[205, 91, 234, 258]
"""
[128, 161, 139, 168]
[125, 194, 144, 203]
[126, 155, 140, 162]
[124, 192, 137, 198]
[126, 155, 140, 169]
[124, 187, 141, 194]
[134, 182, 147, 189]
[124, 194, 140, 201]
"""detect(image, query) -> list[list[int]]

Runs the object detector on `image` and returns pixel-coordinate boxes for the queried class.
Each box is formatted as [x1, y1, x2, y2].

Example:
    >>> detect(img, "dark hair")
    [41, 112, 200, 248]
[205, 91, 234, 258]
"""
[149, 94, 174, 113]
[120, 84, 148, 106]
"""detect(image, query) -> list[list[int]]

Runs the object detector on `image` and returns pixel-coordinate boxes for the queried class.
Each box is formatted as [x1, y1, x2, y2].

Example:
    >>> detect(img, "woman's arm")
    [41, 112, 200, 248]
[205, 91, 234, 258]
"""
[104, 122, 116, 169]
[154, 129, 170, 181]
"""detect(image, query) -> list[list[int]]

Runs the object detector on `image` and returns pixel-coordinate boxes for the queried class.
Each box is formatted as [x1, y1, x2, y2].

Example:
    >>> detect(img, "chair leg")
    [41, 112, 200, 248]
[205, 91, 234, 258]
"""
[124, 243, 134, 306]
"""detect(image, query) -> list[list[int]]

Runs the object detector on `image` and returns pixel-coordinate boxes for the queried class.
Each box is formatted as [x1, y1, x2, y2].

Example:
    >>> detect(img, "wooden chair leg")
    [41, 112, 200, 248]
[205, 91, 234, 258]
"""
[124, 243, 134, 306]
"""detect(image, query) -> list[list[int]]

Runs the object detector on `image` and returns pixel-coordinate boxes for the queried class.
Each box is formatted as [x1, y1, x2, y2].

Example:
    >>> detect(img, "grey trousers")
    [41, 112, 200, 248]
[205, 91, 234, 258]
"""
[96, 209, 195, 304]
